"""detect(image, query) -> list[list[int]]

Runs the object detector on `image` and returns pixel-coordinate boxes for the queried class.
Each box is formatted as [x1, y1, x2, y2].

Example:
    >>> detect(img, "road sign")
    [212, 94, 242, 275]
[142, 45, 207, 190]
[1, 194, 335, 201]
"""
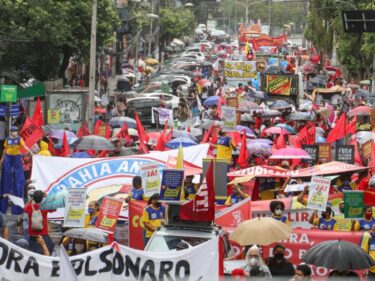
[0, 85, 17, 102]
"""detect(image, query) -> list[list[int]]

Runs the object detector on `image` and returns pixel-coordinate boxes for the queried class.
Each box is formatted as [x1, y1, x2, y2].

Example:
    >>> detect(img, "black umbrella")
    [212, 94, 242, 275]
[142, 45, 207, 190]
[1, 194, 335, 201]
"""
[302, 240, 375, 270]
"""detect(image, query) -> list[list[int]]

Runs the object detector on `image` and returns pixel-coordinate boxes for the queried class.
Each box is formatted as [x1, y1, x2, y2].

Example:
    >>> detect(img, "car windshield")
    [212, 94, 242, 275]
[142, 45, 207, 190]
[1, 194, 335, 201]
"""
[146, 234, 210, 252]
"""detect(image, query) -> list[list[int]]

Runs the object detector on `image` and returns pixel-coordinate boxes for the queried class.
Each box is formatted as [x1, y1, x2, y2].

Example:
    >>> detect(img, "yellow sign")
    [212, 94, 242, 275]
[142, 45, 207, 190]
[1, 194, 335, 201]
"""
[48, 109, 60, 124]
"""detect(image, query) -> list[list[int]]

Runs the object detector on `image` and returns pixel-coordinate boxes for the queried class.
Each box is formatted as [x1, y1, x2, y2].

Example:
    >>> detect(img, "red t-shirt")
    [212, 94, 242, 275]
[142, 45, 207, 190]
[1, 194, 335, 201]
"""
[24, 202, 55, 236]
[357, 177, 369, 191]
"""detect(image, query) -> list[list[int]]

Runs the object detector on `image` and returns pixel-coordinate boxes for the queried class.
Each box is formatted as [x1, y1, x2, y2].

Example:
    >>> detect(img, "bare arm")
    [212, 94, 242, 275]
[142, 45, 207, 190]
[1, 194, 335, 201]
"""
[297, 185, 309, 205]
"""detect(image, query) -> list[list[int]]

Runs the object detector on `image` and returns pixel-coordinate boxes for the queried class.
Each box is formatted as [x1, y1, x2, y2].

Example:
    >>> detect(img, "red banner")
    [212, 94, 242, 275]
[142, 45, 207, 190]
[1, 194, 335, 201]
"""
[20, 117, 44, 149]
[95, 197, 123, 233]
[215, 198, 251, 231]
[128, 199, 147, 250]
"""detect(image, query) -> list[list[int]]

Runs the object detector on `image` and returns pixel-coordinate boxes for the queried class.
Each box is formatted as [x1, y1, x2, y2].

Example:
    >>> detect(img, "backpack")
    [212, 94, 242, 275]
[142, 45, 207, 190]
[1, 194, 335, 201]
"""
[31, 204, 43, 231]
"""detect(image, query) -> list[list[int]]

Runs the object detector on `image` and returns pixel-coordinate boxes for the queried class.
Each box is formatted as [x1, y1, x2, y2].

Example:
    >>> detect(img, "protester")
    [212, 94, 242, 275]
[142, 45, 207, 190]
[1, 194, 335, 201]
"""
[225, 184, 249, 205]
[86, 200, 100, 226]
[184, 175, 198, 199]
[24, 190, 55, 255]
[290, 264, 313, 281]
[243, 245, 272, 278]
[216, 130, 237, 165]
[142, 193, 165, 246]
[309, 206, 337, 230]
[129, 175, 145, 201]
[270, 200, 290, 225]
[354, 206, 375, 231]
[267, 244, 295, 279]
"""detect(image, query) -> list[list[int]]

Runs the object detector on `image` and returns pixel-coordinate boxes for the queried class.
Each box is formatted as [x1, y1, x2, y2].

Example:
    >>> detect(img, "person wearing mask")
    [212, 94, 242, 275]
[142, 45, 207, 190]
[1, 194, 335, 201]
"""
[270, 200, 290, 225]
[243, 244, 272, 278]
[354, 206, 375, 231]
[225, 184, 249, 205]
[86, 200, 100, 227]
[309, 206, 337, 230]
[142, 193, 165, 246]
[24, 190, 55, 255]
[184, 175, 198, 200]
[128, 176, 145, 201]
[267, 244, 295, 279]
[290, 264, 313, 281]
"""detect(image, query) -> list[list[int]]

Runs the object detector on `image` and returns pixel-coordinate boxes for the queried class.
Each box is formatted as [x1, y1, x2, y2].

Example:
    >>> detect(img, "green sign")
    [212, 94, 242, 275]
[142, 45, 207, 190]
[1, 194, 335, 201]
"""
[344, 191, 364, 219]
[1, 85, 17, 102]
[161, 82, 170, 94]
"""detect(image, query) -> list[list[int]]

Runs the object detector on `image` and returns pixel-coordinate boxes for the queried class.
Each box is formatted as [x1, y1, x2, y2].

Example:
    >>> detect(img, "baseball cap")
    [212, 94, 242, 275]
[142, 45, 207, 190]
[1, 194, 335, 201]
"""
[10, 126, 18, 131]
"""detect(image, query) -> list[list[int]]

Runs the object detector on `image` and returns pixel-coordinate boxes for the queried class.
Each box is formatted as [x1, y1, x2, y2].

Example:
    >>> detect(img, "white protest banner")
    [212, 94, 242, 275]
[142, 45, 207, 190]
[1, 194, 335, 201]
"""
[63, 189, 86, 227]
[8, 195, 24, 208]
[223, 60, 257, 80]
[307, 176, 331, 211]
[139, 163, 161, 197]
[221, 106, 237, 132]
[0, 236, 219, 281]
[151, 107, 173, 125]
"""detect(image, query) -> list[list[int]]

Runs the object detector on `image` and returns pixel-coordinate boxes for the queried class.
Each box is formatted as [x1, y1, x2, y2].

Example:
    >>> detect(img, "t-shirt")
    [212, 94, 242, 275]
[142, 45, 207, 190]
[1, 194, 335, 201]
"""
[355, 218, 375, 231]
[362, 232, 375, 273]
[217, 136, 235, 163]
[267, 257, 295, 277]
[272, 214, 290, 226]
[225, 193, 243, 205]
[142, 205, 165, 238]
[313, 217, 337, 230]
[4, 136, 25, 155]
[24, 202, 55, 236]
[130, 187, 144, 200]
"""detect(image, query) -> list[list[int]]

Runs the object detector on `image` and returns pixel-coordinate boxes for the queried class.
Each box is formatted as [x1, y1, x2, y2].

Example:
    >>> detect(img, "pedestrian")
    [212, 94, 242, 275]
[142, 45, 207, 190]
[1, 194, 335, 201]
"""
[270, 200, 290, 225]
[24, 190, 55, 255]
[243, 245, 272, 279]
[142, 193, 165, 247]
[0, 126, 33, 215]
[289, 264, 313, 281]
[267, 244, 295, 279]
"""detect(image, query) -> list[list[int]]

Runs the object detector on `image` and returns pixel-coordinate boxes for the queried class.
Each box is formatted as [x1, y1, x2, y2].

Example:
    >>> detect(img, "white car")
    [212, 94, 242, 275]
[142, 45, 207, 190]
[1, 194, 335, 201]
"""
[181, 52, 205, 62]
[141, 92, 180, 109]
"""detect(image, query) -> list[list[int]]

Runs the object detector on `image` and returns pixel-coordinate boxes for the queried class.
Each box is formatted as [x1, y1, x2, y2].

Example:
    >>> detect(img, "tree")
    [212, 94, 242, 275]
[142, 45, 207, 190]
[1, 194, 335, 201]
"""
[0, 0, 119, 81]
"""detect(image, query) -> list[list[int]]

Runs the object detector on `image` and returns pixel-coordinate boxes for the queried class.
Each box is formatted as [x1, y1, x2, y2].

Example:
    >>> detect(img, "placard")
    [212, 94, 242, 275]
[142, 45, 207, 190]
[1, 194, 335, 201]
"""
[139, 163, 161, 197]
[159, 169, 184, 201]
[223, 60, 257, 80]
[0, 85, 17, 102]
[47, 109, 60, 124]
[63, 189, 86, 227]
[344, 191, 364, 219]
[307, 176, 331, 211]
[265, 75, 292, 96]
[318, 143, 332, 163]
[335, 144, 354, 164]
[226, 97, 238, 108]
[361, 140, 373, 160]
[302, 144, 318, 165]
[221, 106, 236, 132]
[95, 197, 123, 233]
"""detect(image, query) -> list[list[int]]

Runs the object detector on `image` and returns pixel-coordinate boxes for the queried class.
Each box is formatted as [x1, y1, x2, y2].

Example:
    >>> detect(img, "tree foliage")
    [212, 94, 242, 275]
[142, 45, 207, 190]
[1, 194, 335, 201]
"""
[0, 0, 118, 81]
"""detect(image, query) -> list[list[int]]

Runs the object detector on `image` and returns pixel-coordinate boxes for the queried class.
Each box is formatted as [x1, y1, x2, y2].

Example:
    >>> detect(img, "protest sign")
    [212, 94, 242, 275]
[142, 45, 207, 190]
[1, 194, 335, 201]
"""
[335, 144, 354, 164]
[95, 197, 123, 233]
[221, 106, 236, 132]
[139, 163, 161, 197]
[226, 97, 238, 108]
[63, 189, 86, 228]
[151, 107, 173, 125]
[318, 143, 332, 163]
[0, 236, 219, 281]
[302, 144, 318, 165]
[265, 75, 293, 96]
[47, 109, 60, 124]
[344, 191, 364, 219]
[361, 140, 373, 160]
[307, 176, 331, 211]
[223, 60, 257, 80]
[159, 169, 184, 201]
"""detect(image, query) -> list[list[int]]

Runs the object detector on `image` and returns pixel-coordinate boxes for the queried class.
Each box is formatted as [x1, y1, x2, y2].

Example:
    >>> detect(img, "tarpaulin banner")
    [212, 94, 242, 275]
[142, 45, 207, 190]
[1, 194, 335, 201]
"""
[96, 197, 123, 233]
[228, 165, 292, 178]
[253, 33, 288, 47]
[223, 60, 257, 80]
[262, 228, 364, 279]
[0, 236, 219, 281]
[63, 189, 86, 228]
[151, 107, 173, 125]
[215, 197, 251, 229]
[159, 169, 184, 201]
[128, 200, 147, 250]
[139, 163, 161, 197]
[265, 75, 292, 96]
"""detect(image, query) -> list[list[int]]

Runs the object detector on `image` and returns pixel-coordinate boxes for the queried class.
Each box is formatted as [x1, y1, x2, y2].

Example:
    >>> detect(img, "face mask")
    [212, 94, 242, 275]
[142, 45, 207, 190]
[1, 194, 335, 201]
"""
[88, 208, 95, 214]
[274, 253, 284, 260]
[275, 209, 283, 216]
[75, 244, 85, 253]
[249, 258, 258, 266]
[365, 212, 373, 219]
[154, 202, 161, 208]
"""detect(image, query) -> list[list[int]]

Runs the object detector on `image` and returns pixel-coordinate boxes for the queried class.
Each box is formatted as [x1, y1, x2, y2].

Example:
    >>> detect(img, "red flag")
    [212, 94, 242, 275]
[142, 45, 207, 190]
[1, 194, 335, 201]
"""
[187, 127, 191, 133]
[48, 135, 55, 156]
[165, 127, 173, 143]
[94, 120, 103, 135]
[77, 123, 90, 138]
[32, 97, 44, 127]
[116, 121, 131, 143]
[251, 38, 259, 51]
[20, 117, 44, 149]
[295, 126, 309, 148]
[327, 114, 347, 143]
[364, 190, 375, 205]
[180, 160, 215, 222]
[350, 138, 364, 166]
[60, 131, 70, 157]
[347, 116, 356, 134]
[154, 135, 165, 151]
[134, 113, 149, 143]
[308, 125, 316, 144]
[202, 124, 213, 143]
[276, 133, 286, 149]
[237, 131, 249, 168]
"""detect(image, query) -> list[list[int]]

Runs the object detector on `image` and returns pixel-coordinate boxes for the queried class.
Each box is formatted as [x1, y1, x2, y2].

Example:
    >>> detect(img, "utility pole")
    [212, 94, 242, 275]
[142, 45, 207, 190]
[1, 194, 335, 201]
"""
[154, 0, 160, 62]
[268, 0, 272, 35]
[87, 0, 97, 134]
[148, 0, 155, 57]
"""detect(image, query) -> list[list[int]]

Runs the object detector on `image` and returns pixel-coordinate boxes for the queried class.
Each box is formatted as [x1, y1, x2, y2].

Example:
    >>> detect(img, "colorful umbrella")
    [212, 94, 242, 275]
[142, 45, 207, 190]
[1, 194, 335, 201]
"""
[203, 96, 220, 107]
[173, 130, 197, 141]
[270, 147, 312, 159]
[109, 116, 137, 129]
[275, 124, 296, 134]
[269, 100, 292, 110]
[166, 137, 197, 149]
[264, 127, 290, 135]
[315, 127, 325, 136]
[259, 109, 281, 117]
[51, 130, 77, 139]
[287, 112, 311, 121]
[356, 131, 375, 144]
[349, 105, 372, 117]
[247, 139, 273, 145]
[236, 125, 255, 137]
[246, 142, 272, 154]
[74, 136, 116, 151]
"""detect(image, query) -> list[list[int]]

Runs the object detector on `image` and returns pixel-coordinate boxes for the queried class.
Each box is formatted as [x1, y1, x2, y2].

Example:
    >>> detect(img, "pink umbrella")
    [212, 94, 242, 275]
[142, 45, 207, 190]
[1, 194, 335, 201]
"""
[349, 106, 372, 117]
[264, 127, 290, 135]
[270, 147, 312, 159]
